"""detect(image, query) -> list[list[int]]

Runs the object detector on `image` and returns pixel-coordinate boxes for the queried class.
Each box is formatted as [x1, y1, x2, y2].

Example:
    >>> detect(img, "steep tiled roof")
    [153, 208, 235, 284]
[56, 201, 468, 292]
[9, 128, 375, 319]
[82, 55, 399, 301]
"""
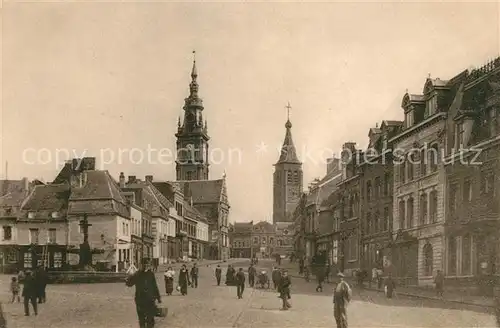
[179, 179, 224, 204]
[0, 179, 30, 209]
[68, 171, 128, 217]
[147, 182, 173, 211]
[69, 171, 125, 202]
[253, 221, 275, 232]
[306, 172, 342, 208]
[233, 222, 253, 233]
[22, 184, 70, 211]
[152, 182, 177, 203]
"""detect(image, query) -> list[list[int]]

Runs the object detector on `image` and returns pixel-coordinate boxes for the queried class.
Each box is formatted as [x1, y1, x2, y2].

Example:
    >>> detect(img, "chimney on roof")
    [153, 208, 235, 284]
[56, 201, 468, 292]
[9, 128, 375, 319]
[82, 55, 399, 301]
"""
[128, 175, 136, 183]
[81, 157, 96, 171]
[119, 172, 125, 188]
[22, 177, 29, 192]
[326, 157, 340, 174]
[145, 175, 153, 182]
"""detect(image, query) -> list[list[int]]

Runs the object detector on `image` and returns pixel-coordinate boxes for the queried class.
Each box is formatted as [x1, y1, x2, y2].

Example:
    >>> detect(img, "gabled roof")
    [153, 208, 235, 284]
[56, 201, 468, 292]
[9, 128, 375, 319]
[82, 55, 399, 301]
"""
[68, 170, 129, 217]
[253, 221, 275, 232]
[69, 171, 125, 202]
[22, 184, 70, 211]
[233, 221, 253, 233]
[179, 179, 225, 204]
[152, 181, 178, 203]
[0, 179, 30, 208]
[306, 171, 342, 207]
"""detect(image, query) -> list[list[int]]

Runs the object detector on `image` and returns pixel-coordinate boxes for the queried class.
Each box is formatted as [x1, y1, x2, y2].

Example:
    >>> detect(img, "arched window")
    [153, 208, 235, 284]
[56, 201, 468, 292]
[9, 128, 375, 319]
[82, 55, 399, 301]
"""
[398, 200, 405, 229]
[423, 243, 433, 276]
[399, 161, 406, 184]
[366, 181, 372, 201]
[374, 211, 380, 233]
[407, 154, 414, 181]
[429, 144, 439, 172]
[420, 149, 427, 176]
[365, 212, 371, 235]
[429, 190, 438, 223]
[407, 197, 414, 229]
[420, 193, 428, 225]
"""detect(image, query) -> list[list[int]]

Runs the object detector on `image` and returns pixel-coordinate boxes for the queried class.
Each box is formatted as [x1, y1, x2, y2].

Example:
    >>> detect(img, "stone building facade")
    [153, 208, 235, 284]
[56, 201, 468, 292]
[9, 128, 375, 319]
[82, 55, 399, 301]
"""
[359, 121, 402, 273]
[390, 75, 464, 285]
[443, 59, 500, 294]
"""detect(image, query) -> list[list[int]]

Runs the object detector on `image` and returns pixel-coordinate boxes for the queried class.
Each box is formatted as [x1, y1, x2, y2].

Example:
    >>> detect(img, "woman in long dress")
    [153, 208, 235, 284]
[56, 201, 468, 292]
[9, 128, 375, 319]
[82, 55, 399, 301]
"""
[164, 267, 175, 295]
[178, 265, 190, 296]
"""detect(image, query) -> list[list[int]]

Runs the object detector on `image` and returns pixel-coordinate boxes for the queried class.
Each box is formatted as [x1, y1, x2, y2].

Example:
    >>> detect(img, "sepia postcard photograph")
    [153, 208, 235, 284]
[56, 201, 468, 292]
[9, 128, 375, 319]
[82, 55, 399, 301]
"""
[0, 0, 500, 327]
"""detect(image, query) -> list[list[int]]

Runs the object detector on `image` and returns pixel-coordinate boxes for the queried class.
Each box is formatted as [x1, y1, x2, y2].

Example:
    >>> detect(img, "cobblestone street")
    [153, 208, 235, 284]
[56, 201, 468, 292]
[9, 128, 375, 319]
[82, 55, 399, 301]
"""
[0, 260, 497, 327]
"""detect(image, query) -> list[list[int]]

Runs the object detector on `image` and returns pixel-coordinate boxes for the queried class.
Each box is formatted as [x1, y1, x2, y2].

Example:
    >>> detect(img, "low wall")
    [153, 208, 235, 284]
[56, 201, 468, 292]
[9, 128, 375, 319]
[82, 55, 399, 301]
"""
[47, 271, 128, 284]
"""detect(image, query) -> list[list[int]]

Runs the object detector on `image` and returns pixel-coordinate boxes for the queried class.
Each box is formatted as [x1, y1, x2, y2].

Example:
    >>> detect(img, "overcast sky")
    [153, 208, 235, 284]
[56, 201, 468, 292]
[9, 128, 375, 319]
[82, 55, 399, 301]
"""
[1, 1, 499, 223]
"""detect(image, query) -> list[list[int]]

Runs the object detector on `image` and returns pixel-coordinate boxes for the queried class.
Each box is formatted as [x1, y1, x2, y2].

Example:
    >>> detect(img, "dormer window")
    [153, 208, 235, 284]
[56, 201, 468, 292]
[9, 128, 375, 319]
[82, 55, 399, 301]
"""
[27, 212, 35, 219]
[426, 95, 437, 116]
[455, 122, 464, 149]
[405, 111, 413, 128]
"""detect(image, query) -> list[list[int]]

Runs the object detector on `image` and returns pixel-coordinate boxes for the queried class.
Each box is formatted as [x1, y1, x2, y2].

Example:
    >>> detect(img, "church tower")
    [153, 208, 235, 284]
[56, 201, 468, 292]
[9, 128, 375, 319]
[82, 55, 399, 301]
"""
[273, 104, 303, 224]
[175, 52, 210, 181]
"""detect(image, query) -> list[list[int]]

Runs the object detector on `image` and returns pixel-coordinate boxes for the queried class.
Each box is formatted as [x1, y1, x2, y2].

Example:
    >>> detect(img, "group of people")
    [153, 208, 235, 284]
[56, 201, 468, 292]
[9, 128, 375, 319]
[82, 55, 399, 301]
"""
[10, 267, 49, 316]
[163, 263, 199, 296]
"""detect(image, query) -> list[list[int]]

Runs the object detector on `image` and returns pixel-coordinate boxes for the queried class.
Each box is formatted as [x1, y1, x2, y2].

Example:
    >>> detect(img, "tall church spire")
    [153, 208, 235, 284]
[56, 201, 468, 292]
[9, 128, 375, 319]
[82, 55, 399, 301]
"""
[277, 103, 300, 164]
[189, 51, 199, 98]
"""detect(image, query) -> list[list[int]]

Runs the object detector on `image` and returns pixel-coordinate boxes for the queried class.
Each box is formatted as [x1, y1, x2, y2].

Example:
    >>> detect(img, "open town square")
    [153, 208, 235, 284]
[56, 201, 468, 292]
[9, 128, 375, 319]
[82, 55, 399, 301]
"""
[2, 2, 500, 328]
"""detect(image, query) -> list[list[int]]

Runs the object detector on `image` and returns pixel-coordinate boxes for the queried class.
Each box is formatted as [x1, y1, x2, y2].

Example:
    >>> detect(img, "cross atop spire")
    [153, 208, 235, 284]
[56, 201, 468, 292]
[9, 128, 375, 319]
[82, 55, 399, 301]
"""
[191, 50, 198, 80]
[285, 102, 292, 129]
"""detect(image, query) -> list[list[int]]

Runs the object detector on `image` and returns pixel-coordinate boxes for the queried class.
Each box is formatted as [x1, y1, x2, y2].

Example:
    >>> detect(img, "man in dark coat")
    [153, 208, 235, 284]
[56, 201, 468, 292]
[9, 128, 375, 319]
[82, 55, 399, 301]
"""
[22, 271, 38, 316]
[333, 272, 352, 328]
[278, 270, 291, 310]
[126, 263, 161, 328]
[35, 267, 48, 303]
[215, 265, 222, 286]
[272, 267, 281, 290]
[248, 264, 256, 288]
[190, 263, 199, 288]
[236, 268, 246, 299]
[225, 265, 235, 286]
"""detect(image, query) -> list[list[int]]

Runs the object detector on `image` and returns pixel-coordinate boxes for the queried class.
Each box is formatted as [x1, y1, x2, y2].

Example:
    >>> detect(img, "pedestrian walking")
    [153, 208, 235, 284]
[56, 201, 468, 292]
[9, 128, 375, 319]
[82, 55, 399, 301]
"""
[225, 265, 235, 286]
[178, 264, 190, 296]
[22, 271, 38, 316]
[215, 265, 222, 286]
[190, 263, 199, 288]
[316, 268, 325, 292]
[272, 267, 281, 290]
[164, 267, 175, 296]
[434, 270, 444, 297]
[370, 267, 377, 289]
[377, 268, 383, 289]
[35, 267, 48, 303]
[384, 273, 396, 299]
[10, 276, 20, 303]
[325, 263, 331, 283]
[248, 263, 256, 288]
[279, 270, 292, 310]
[0, 302, 6, 328]
[333, 272, 351, 328]
[125, 262, 162, 328]
[236, 268, 245, 299]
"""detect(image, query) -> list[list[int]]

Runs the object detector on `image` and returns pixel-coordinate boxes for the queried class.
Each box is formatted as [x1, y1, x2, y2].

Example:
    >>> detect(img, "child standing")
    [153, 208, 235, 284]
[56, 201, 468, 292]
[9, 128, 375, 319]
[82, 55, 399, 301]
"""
[10, 277, 20, 303]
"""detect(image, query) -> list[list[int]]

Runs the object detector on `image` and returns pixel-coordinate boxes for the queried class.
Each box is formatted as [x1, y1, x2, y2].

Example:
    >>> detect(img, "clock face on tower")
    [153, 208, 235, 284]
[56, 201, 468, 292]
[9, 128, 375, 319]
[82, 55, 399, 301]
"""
[287, 186, 299, 201]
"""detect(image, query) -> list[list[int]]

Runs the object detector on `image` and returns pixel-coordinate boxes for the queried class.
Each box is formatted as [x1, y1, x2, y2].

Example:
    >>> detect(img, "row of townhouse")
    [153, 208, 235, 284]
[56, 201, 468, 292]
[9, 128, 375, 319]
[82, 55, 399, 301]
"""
[294, 57, 500, 293]
[0, 157, 210, 273]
